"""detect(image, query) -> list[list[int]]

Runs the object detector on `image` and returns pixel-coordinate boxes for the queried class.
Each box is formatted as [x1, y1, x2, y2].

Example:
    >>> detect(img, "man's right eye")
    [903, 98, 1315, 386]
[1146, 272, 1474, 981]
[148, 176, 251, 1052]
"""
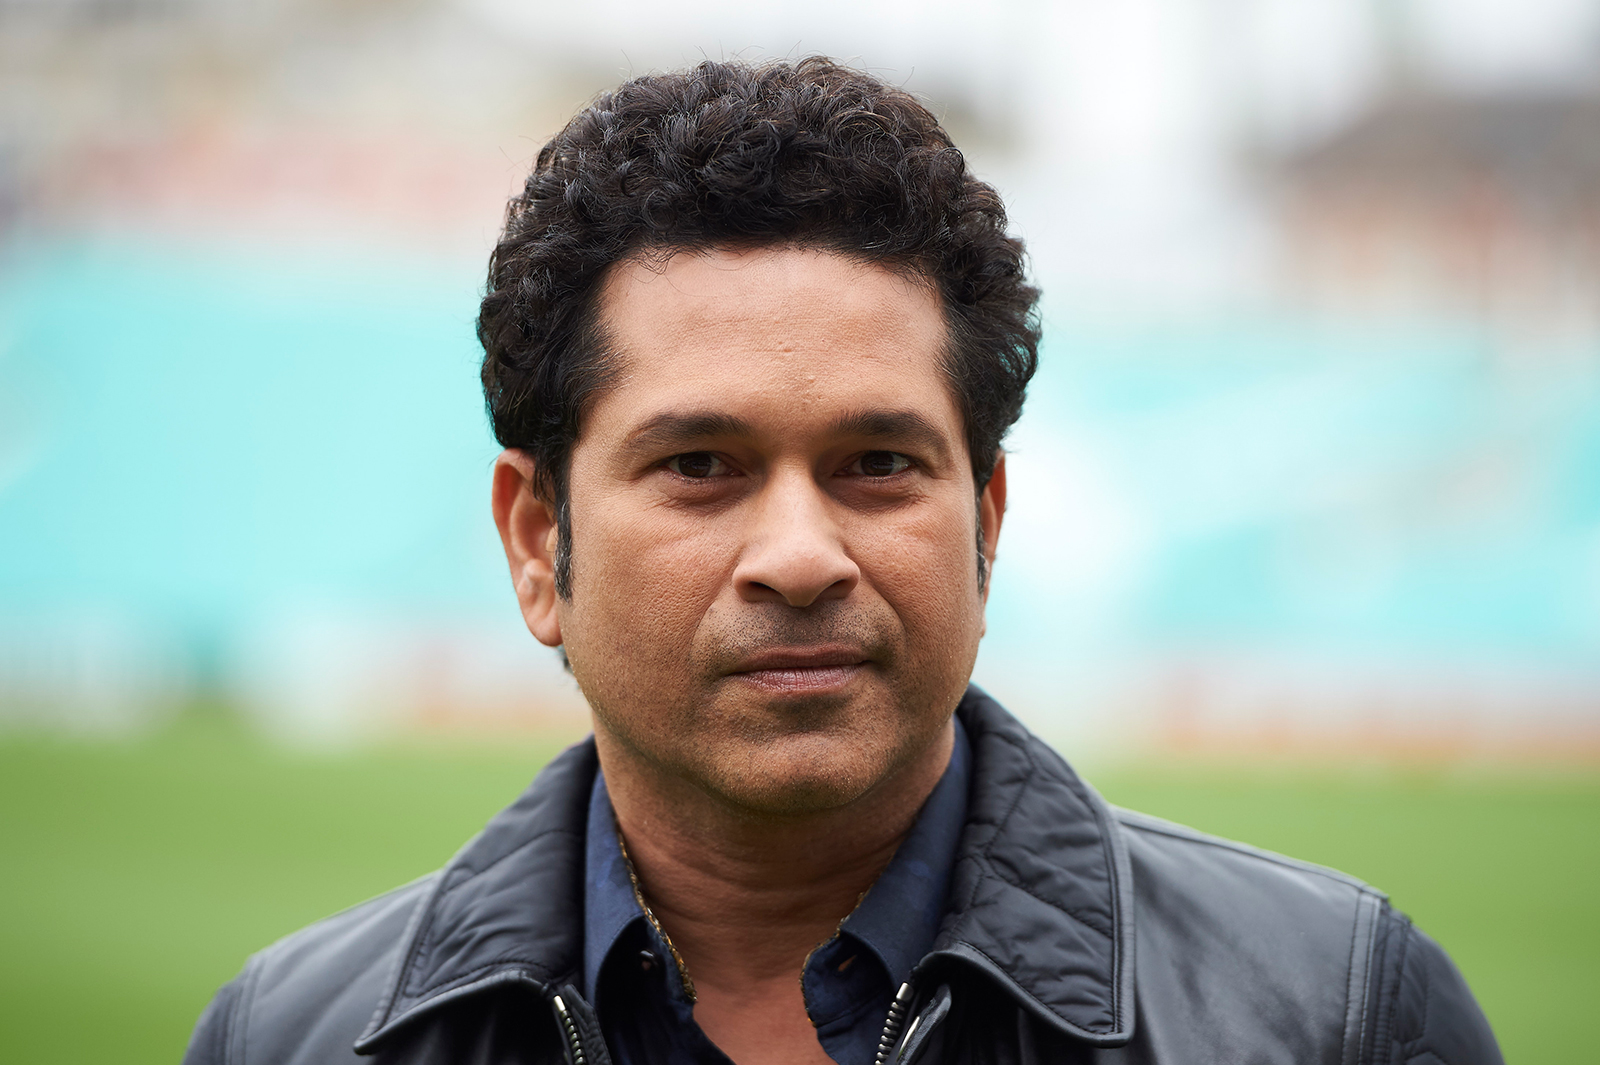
[666, 452, 729, 478]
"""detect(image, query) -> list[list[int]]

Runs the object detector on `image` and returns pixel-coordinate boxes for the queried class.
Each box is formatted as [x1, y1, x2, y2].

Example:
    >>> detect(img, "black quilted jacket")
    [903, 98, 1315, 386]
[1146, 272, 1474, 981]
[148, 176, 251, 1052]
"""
[184, 688, 1503, 1065]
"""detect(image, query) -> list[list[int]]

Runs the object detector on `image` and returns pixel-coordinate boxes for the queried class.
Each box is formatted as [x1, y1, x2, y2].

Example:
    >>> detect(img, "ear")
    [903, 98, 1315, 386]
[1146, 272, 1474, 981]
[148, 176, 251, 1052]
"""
[979, 454, 1007, 607]
[491, 450, 564, 647]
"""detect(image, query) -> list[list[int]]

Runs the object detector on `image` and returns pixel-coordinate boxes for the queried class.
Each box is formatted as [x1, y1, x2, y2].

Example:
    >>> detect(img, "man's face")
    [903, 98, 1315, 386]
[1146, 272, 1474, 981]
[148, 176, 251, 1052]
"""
[513, 246, 1003, 815]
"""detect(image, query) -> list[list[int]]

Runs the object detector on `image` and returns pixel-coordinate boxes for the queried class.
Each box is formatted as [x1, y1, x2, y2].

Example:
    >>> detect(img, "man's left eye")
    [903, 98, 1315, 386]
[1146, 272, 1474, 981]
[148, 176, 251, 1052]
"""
[852, 451, 913, 477]
[666, 452, 731, 478]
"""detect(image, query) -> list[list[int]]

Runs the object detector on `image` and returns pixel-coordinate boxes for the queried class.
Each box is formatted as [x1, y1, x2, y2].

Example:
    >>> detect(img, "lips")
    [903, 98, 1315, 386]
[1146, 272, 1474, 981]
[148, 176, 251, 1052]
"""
[731, 646, 868, 672]
[727, 646, 869, 694]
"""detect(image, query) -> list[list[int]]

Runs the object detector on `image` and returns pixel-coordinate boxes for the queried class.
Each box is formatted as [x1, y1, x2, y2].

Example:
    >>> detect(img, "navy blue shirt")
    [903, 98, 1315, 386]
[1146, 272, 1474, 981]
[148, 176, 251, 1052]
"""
[583, 719, 971, 1065]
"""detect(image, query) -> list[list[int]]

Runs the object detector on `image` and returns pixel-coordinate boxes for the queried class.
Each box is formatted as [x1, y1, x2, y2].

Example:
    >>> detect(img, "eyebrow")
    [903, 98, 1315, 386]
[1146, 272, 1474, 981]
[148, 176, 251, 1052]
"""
[830, 408, 954, 465]
[619, 407, 955, 466]
[621, 411, 757, 460]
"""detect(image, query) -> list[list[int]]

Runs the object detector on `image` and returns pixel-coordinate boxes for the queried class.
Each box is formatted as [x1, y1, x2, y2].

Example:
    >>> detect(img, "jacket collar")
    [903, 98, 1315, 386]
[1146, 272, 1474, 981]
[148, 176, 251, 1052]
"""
[927, 687, 1136, 1045]
[355, 686, 1135, 1052]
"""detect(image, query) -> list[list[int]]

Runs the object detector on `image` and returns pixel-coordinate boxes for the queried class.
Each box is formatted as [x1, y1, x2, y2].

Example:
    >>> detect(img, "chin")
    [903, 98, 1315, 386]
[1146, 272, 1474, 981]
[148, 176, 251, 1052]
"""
[699, 735, 892, 816]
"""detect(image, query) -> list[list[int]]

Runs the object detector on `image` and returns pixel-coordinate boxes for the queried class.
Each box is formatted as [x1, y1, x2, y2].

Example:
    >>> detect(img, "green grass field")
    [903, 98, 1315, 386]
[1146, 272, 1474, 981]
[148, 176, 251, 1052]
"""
[1, 714, 1594, 1063]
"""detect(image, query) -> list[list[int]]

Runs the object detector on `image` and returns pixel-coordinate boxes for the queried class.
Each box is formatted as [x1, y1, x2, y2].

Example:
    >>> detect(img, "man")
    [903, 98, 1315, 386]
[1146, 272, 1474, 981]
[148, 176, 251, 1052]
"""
[184, 58, 1502, 1065]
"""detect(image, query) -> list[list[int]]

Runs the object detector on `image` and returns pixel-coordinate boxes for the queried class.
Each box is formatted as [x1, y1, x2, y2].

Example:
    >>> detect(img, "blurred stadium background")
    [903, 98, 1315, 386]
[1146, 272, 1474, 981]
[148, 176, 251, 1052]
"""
[1, 0, 1597, 1061]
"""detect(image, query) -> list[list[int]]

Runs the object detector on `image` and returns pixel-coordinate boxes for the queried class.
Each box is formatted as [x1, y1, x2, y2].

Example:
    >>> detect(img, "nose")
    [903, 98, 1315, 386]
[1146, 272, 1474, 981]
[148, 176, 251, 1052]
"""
[732, 469, 860, 608]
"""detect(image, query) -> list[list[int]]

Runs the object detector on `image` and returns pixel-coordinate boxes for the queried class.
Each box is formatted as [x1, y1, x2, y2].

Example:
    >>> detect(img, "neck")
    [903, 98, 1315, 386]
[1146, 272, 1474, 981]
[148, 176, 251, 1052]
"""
[594, 720, 956, 994]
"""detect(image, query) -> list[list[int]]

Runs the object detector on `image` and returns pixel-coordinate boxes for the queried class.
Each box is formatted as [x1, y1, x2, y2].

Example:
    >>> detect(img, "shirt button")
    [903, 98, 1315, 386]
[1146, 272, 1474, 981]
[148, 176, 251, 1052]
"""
[639, 950, 658, 972]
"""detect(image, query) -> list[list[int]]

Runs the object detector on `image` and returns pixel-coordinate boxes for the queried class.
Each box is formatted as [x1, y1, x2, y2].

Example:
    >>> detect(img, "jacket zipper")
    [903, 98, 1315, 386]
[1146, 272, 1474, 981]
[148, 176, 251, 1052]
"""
[551, 994, 587, 1065]
[873, 982, 914, 1065]
[560, 983, 913, 1065]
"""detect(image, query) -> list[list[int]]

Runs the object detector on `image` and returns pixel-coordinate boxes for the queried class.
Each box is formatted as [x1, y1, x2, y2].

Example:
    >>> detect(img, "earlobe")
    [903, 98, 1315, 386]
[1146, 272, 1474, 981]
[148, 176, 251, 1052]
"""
[491, 450, 565, 648]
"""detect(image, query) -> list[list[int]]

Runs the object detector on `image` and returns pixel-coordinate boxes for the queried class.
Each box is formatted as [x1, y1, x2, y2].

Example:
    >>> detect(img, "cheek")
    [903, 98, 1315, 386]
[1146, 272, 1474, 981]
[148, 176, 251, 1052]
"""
[562, 499, 732, 660]
[856, 499, 984, 639]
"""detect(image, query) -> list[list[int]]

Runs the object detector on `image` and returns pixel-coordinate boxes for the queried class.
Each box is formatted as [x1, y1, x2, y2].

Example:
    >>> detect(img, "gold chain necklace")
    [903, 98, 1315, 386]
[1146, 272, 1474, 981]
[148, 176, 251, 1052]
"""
[614, 823, 698, 1003]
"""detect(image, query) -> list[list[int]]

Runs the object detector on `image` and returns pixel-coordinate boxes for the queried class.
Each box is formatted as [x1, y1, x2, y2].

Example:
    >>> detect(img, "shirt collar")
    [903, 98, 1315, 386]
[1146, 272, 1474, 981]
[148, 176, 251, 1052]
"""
[582, 770, 645, 1004]
[837, 715, 970, 990]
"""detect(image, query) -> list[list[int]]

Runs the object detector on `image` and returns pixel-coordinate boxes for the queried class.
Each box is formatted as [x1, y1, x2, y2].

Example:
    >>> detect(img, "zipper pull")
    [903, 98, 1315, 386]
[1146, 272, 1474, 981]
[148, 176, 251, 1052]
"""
[551, 994, 588, 1065]
[874, 982, 915, 1065]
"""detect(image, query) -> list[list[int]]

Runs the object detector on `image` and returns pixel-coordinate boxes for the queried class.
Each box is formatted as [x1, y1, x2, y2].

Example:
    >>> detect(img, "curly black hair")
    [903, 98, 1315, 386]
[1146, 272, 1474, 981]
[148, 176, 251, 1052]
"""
[479, 57, 1040, 597]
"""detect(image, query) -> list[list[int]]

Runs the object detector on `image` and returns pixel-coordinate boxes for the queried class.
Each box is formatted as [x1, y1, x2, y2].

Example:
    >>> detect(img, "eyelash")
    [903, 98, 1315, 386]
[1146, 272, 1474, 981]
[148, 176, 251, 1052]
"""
[662, 451, 915, 481]
[845, 451, 914, 477]
[665, 453, 734, 479]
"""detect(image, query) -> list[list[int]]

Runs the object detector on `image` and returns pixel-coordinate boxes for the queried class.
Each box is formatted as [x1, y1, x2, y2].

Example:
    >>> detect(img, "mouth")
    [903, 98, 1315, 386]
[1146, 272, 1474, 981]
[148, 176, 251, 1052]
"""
[726, 646, 869, 695]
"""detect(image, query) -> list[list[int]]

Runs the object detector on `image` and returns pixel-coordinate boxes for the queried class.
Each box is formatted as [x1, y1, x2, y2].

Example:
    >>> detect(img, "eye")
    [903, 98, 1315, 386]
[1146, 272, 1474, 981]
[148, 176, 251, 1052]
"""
[666, 452, 732, 479]
[850, 451, 913, 477]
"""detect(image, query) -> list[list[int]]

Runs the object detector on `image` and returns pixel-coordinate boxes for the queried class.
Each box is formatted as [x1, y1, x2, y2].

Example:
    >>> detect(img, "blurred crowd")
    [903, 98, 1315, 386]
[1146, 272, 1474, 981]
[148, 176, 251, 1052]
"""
[2, 0, 1598, 757]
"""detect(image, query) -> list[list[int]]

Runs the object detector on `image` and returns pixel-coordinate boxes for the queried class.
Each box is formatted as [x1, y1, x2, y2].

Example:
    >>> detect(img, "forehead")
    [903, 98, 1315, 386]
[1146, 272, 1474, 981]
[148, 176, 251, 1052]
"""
[588, 246, 958, 443]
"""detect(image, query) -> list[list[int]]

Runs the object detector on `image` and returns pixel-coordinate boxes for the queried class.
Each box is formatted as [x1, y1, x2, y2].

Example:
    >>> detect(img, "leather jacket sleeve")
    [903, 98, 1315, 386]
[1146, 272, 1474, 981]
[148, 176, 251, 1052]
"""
[1367, 907, 1504, 1065]
[182, 972, 245, 1065]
